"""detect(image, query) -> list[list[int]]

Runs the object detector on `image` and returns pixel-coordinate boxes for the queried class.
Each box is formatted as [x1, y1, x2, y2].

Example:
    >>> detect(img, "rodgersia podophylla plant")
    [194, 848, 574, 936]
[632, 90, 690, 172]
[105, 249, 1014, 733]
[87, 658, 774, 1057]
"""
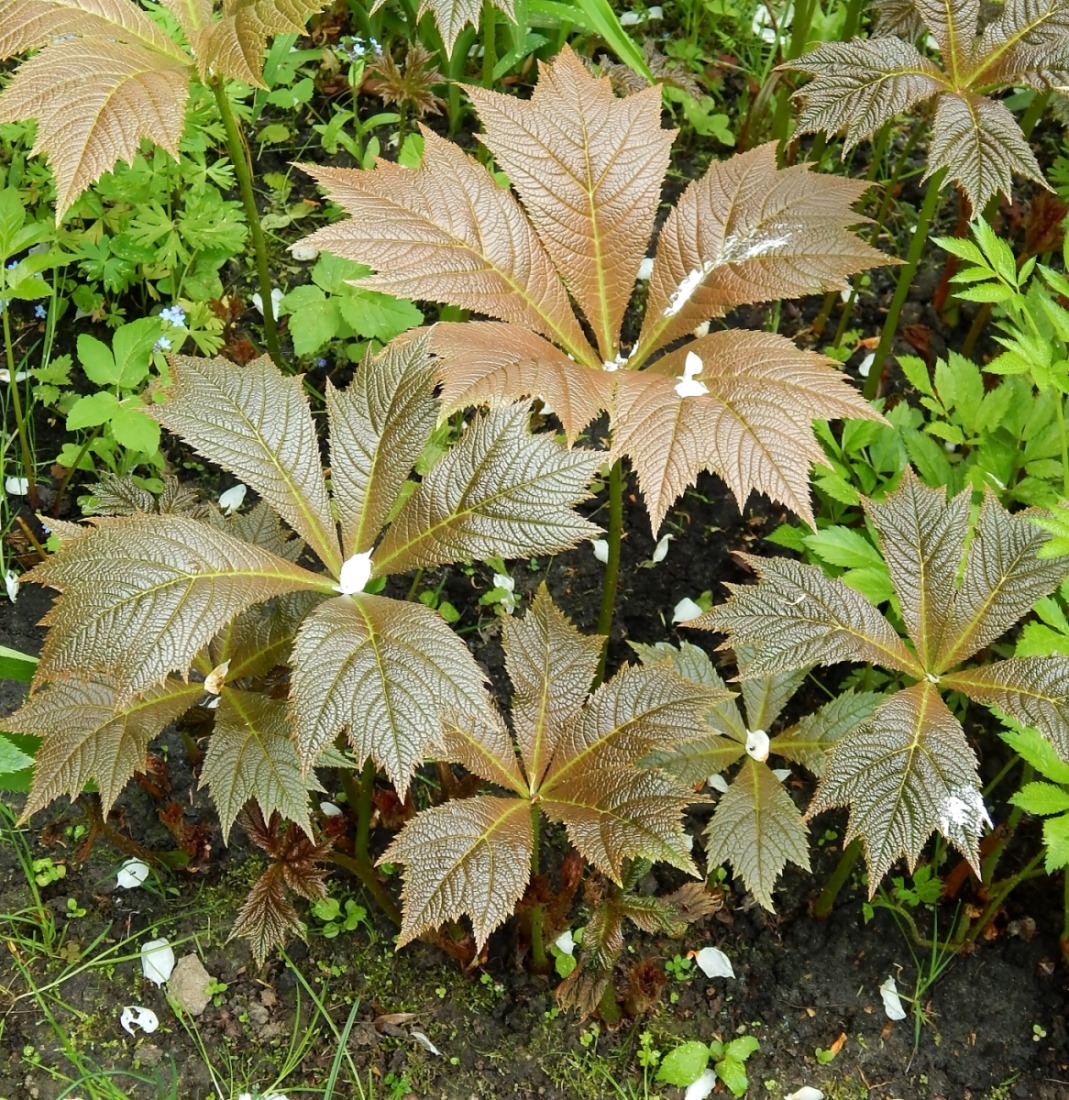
[295, 46, 890, 534]
[6, 335, 602, 956]
[693, 470, 1069, 888]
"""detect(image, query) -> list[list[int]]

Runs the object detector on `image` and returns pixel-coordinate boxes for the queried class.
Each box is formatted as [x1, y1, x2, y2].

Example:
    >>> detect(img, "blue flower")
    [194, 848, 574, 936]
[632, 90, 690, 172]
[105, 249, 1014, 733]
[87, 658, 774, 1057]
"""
[159, 305, 186, 327]
[34, 303, 46, 319]
[154, 336, 172, 352]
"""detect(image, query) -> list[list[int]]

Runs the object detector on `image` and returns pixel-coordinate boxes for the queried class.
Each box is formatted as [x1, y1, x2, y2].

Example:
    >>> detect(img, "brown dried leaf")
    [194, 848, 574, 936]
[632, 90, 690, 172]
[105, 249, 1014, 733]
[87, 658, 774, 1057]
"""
[229, 864, 303, 966]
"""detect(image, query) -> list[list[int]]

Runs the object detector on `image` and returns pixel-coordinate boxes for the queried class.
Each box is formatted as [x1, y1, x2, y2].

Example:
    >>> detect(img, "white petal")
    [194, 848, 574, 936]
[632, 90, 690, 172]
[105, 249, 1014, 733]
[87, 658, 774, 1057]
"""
[291, 244, 319, 262]
[141, 938, 175, 986]
[652, 534, 672, 563]
[858, 352, 875, 378]
[839, 285, 852, 303]
[492, 573, 515, 593]
[636, 256, 655, 281]
[335, 550, 374, 595]
[786, 1088, 825, 1100]
[692, 321, 710, 339]
[0, 369, 28, 383]
[5, 476, 29, 496]
[672, 597, 703, 623]
[554, 929, 576, 956]
[880, 976, 907, 1020]
[708, 773, 729, 794]
[745, 728, 770, 763]
[120, 1005, 159, 1035]
[694, 945, 735, 979]
[674, 377, 709, 398]
[203, 659, 230, 695]
[772, 767, 792, 781]
[683, 351, 703, 379]
[116, 858, 151, 889]
[647, 5, 663, 17]
[4, 570, 19, 603]
[685, 1069, 718, 1100]
[682, 831, 694, 851]
[320, 801, 343, 817]
[412, 1030, 441, 1056]
[619, 9, 641, 23]
[218, 483, 247, 514]
[592, 539, 609, 564]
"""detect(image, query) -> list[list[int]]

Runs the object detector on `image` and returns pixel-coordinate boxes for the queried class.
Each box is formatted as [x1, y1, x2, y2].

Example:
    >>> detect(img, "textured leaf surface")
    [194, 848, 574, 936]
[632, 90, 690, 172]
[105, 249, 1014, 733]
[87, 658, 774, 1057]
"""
[926, 92, 1046, 214]
[635, 144, 882, 357]
[202, 689, 313, 843]
[326, 335, 438, 557]
[8, 676, 201, 818]
[623, 331, 880, 528]
[810, 683, 986, 884]
[0, 40, 190, 220]
[541, 765, 699, 880]
[290, 594, 492, 793]
[193, 0, 329, 86]
[374, 404, 600, 574]
[296, 135, 591, 363]
[944, 658, 1069, 759]
[30, 515, 329, 697]
[974, 0, 1069, 86]
[153, 355, 341, 574]
[229, 864, 303, 966]
[704, 758, 809, 909]
[935, 492, 1067, 669]
[382, 795, 533, 948]
[504, 585, 603, 788]
[865, 469, 969, 669]
[792, 39, 946, 148]
[465, 47, 673, 358]
[370, 0, 515, 51]
[430, 321, 609, 443]
[771, 690, 883, 775]
[0, 0, 188, 56]
[694, 557, 920, 677]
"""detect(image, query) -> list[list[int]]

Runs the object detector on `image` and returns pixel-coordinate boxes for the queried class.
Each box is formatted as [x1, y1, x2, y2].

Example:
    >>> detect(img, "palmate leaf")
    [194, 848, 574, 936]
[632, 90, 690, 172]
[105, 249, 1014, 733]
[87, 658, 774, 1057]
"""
[383, 587, 721, 948]
[290, 595, 494, 793]
[297, 49, 887, 534]
[370, 0, 515, 53]
[29, 515, 330, 698]
[704, 758, 810, 910]
[229, 862, 304, 966]
[771, 689, 883, 776]
[790, 0, 1062, 210]
[5, 676, 203, 818]
[702, 473, 1069, 886]
[151, 355, 342, 575]
[809, 683, 986, 883]
[465, 47, 674, 360]
[202, 688, 315, 842]
[373, 404, 601, 575]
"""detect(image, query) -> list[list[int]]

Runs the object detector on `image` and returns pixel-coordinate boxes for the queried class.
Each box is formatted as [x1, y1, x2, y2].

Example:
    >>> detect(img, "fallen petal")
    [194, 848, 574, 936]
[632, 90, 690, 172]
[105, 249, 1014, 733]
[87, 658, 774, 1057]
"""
[412, 1030, 442, 1056]
[693, 945, 735, 979]
[880, 975, 907, 1021]
[116, 858, 151, 889]
[320, 801, 343, 817]
[141, 938, 175, 986]
[554, 929, 576, 956]
[708, 774, 729, 794]
[592, 539, 609, 564]
[4, 570, 19, 603]
[120, 1005, 159, 1035]
[218, 482, 247, 515]
[672, 597, 703, 624]
[745, 728, 770, 762]
[786, 1088, 825, 1100]
[685, 1069, 718, 1100]
[5, 476, 29, 496]
[652, 534, 672, 563]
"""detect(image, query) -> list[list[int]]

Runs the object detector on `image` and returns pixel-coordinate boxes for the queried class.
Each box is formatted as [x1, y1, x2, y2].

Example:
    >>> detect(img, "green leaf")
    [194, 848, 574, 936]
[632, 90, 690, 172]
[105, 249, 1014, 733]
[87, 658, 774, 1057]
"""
[339, 289, 423, 342]
[803, 525, 883, 570]
[1043, 813, 1069, 872]
[0, 733, 34, 775]
[656, 1041, 710, 1087]
[715, 1055, 750, 1097]
[1000, 722, 1069, 785]
[1010, 780, 1069, 817]
[67, 391, 119, 430]
[110, 405, 161, 454]
[0, 644, 38, 682]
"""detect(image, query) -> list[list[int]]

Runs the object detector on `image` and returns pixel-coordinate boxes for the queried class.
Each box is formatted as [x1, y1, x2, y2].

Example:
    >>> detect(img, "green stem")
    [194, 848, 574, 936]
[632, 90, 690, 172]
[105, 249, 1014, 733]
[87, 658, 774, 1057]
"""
[963, 850, 1046, 945]
[330, 850, 401, 926]
[211, 78, 283, 367]
[594, 458, 624, 689]
[811, 838, 861, 919]
[2, 307, 37, 510]
[864, 169, 947, 400]
[354, 757, 375, 868]
[1062, 870, 1069, 962]
[481, 3, 497, 87]
[528, 805, 549, 973]
[52, 425, 103, 516]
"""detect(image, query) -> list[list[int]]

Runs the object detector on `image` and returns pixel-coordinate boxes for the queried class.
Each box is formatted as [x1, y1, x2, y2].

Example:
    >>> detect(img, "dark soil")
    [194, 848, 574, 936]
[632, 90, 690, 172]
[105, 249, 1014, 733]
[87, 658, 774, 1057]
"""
[2, 481, 1068, 1100]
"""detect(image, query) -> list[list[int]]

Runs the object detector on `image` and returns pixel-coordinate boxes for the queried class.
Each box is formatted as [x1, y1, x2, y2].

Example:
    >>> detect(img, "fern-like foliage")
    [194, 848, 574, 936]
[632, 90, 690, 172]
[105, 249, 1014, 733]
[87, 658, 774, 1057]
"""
[7, 336, 600, 845]
[633, 642, 881, 909]
[0, 0, 329, 218]
[692, 469, 1069, 887]
[294, 47, 888, 532]
[788, 0, 1065, 212]
[381, 586, 727, 948]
